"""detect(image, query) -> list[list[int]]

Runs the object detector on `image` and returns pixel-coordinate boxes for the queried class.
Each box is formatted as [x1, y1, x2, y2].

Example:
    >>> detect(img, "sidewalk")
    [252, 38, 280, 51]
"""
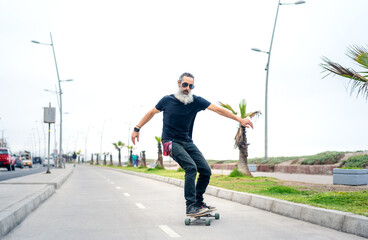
[0, 165, 74, 238]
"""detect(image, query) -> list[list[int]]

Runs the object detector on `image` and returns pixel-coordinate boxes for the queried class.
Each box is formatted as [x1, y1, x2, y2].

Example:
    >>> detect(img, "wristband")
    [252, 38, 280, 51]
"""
[134, 127, 140, 133]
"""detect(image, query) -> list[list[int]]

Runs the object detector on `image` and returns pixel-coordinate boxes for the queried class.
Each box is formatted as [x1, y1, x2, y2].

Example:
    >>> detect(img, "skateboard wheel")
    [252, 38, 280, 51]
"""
[185, 218, 191, 225]
[205, 218, 211, 226]
[215, 213, 220, 220]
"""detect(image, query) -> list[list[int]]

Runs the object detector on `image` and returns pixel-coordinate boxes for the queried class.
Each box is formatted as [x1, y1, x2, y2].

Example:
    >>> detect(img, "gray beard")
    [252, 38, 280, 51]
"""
[174, 89, 194, 105]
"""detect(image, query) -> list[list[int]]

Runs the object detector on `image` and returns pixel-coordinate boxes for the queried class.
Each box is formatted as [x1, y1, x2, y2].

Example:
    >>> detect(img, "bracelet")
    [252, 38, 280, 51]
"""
[134, 127, 140, 133]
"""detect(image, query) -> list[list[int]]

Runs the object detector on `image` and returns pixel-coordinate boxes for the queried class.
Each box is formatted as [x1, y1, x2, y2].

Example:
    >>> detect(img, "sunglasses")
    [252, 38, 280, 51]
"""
[181, 82, 195, 89]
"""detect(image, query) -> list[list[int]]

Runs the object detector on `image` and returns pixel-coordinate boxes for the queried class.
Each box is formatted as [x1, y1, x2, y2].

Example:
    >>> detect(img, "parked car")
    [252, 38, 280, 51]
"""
[0, 148, 15, 171]
[32, 156, 42, 164]
[43, 157, 55, 167]
[15, 155, 24, 168]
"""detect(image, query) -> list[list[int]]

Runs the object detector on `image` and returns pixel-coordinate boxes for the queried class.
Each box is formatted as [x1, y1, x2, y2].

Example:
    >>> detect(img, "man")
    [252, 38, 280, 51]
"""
[131, 72, 253, 216]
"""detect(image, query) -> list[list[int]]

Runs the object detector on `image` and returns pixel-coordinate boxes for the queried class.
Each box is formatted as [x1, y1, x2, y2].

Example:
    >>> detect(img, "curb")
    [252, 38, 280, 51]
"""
[106, 167, 368, 238]
[0, 168, 74, 238]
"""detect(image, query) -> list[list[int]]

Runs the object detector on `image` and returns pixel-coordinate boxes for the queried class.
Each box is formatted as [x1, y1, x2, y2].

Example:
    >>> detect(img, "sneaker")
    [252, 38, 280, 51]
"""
[186, 203, 209, 216]
[198, 202, 217, 212]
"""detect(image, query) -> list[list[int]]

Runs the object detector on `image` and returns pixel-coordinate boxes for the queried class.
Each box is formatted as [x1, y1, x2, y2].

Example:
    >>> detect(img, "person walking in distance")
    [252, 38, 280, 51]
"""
[131, 72, 253, 216]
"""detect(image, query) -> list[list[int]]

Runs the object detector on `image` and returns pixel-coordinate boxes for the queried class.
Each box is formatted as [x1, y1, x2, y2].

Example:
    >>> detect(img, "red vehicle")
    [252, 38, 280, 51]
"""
[0, 148, 15, 171]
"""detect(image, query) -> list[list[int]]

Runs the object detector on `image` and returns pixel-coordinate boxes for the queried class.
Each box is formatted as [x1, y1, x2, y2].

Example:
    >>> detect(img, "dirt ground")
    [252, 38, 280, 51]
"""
[281, 180, 368, 192]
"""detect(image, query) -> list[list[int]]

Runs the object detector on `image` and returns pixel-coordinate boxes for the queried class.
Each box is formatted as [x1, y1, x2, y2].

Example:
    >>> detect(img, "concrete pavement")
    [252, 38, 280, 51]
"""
[0, 164, 367, 238]
[3, 166, 366, 240]
[0, 165, 74, 238]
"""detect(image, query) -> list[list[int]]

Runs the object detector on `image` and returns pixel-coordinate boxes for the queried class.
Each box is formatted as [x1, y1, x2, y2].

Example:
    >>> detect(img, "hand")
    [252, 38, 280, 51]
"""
[131, 131, 139, 145]
[240, 118, 253, 129]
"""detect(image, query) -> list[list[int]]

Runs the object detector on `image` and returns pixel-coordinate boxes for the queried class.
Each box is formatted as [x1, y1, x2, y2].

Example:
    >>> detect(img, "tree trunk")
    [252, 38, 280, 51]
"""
[103, 154, 107, 165]
[156, 143, 164, 168]
[90, 153, 94, 165]
[238, 126, 253, 177]
[129, 149, 133, 166]
[110, 154, 113, 165]
[141, 151, 146, 167]
[118, 149, 121, 166]
[96, 154, 99, 165]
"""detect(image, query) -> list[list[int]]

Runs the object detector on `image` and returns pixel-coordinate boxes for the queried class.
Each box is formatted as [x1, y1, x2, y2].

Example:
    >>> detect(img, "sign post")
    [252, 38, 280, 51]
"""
[44, 103, 56, 174]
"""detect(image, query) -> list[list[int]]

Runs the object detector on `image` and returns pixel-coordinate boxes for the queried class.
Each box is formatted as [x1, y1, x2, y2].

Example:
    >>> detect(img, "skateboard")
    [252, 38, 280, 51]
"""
[185, 210, 220, 226]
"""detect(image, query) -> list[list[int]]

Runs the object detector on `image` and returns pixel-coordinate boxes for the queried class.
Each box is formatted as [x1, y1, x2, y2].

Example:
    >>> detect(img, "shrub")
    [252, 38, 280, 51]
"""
[301, 151, 343, 165]
[229, 168, 245, 177]
[341, 155, 368, 168]
[154, 165, 165, 170]
[177, 167, 185, 172]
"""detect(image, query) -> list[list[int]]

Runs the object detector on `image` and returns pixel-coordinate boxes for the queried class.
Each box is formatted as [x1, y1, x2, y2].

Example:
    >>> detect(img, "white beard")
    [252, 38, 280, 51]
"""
[174, 88, 194, 105]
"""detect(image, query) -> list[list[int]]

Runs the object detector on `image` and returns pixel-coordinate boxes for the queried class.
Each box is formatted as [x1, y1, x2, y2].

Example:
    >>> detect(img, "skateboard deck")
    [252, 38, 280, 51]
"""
[185, 210, 220, 226]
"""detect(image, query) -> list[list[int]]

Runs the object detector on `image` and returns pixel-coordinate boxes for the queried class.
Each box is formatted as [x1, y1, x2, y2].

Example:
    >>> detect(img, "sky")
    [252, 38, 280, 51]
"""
[0, 0, 367, 162]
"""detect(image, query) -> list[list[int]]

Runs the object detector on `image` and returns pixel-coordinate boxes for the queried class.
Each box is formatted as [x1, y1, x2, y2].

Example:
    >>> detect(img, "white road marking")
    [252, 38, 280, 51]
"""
[136, 203, 146, 209]
[110, 182, 114, 184]
[115, 186, 121, 190]
[123, 193, 130, 197]
[159, 225, 181, 238]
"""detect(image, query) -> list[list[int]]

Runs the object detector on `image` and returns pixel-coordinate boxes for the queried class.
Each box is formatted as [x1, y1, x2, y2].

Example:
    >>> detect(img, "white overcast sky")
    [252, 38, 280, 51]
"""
[0, 0, 367, 161]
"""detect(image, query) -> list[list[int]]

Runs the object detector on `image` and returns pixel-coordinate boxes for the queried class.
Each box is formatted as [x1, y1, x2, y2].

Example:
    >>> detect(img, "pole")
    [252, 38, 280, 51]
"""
[264, 0, 281, 161]
[49, 32, 64, 168]
[46, 103, 51, 174]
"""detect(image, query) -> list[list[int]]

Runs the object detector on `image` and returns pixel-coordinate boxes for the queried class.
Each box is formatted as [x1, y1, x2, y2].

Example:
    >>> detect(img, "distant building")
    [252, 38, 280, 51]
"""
[0, 138, 7, 148]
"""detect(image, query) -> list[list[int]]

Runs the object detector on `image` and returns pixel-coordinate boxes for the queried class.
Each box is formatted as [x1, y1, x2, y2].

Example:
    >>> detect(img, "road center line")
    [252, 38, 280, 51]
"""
[158, 225, 181, 238]
[123, 193, 130, 197]
[136, 203, 146, 209]
[115, 186, 121, 190]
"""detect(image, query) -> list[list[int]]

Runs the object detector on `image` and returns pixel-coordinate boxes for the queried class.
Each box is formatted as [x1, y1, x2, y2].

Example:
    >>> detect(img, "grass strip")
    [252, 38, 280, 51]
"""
[102, 165, 368, 217]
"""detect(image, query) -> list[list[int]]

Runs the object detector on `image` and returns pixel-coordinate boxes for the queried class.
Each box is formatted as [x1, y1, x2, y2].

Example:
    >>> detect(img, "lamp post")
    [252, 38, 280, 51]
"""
[251, 0, 305, 161]
[32, 33, 73, 168]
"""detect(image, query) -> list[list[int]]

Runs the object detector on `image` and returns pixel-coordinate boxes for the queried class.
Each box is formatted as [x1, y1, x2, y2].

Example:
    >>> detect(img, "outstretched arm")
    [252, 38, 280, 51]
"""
[131, 107, 161, 145]
[207, 103, 253, 129]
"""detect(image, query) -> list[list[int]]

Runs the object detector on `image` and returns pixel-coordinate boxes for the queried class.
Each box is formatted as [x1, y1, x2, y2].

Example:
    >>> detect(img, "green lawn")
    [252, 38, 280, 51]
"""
[102, 165, 368, 217]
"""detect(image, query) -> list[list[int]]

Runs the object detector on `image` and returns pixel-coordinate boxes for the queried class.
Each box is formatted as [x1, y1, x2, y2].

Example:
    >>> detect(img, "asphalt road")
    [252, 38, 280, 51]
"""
[4, 166, 365, 240]
[0, 164, 49, 181]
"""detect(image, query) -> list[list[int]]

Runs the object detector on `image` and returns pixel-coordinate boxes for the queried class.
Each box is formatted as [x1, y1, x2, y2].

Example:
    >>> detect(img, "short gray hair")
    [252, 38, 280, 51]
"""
[179, 72, 194, 82]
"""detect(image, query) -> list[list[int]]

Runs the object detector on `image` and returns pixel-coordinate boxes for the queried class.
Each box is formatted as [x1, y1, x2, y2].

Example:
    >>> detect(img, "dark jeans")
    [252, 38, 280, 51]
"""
[171, 141, 212, 206]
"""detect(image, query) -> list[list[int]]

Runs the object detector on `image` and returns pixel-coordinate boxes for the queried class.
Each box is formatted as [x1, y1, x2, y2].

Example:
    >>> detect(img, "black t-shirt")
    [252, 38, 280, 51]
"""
[155, 94, 211, 142]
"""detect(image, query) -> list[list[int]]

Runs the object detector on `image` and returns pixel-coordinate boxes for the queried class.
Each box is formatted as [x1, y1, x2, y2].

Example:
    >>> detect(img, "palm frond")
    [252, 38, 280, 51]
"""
[155, 136, 161, 143]
[321, 57, 367, 82]
[321, 56, 368, 99]
[245, 111, 262, 119]
[118, 141, 125, 147]
[239, 99, 247, 119]
[218, 101, 238, 115]
[347, 45, 368, 70]
[112, 143, 118, 150]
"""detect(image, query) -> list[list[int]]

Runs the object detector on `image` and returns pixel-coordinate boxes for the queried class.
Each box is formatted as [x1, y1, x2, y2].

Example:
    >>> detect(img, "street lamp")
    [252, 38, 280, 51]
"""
[251, 0, 305, 161]
[32, 33, 73, 168]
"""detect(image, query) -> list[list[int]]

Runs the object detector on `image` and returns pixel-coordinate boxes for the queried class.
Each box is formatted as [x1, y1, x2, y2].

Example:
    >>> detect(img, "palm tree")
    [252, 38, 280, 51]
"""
[155, 136, 164, 169]
[94, 153, 100, 165]
[140, 151, 147, 167]
[321, 45, 368, 99]
[103, 152, 109, 165]
[112, 141, 125, 166]
[219, 99, 261, 177]
[126, 145, 133, 166]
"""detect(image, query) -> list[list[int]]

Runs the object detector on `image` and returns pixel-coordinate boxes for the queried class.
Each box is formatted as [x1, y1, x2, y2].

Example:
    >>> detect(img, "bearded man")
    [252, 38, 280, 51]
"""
[131, 72, 253, 216]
